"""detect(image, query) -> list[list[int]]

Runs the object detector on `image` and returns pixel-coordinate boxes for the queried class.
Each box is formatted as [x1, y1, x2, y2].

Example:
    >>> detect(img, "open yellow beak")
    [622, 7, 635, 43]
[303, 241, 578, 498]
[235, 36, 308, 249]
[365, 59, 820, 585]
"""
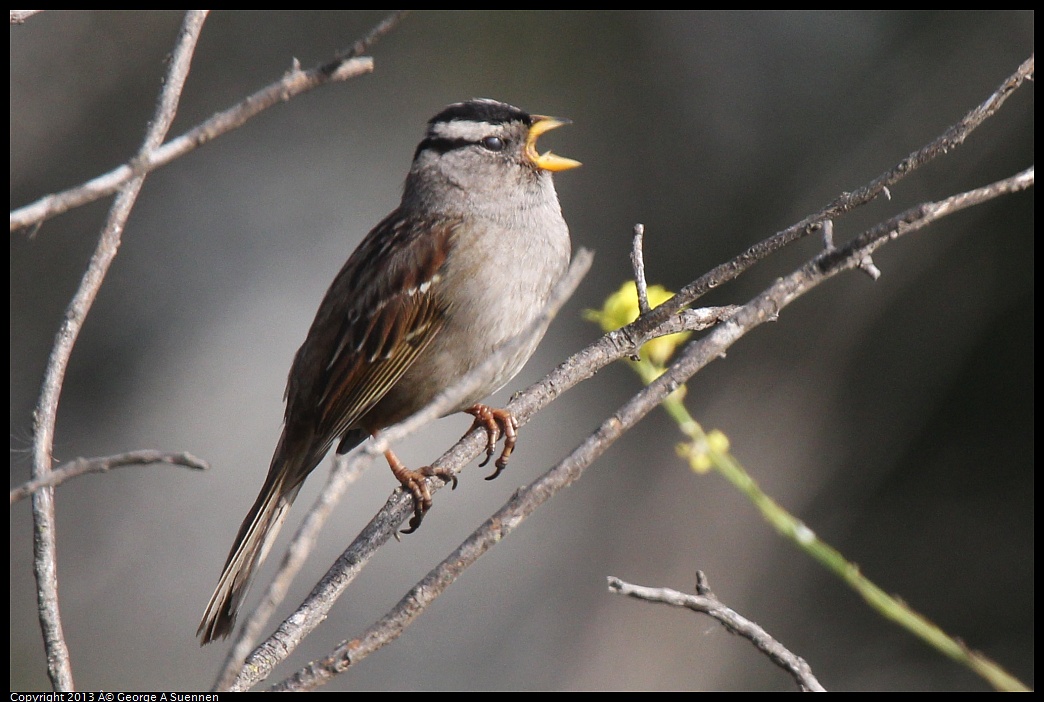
[526, 116, 582, 172]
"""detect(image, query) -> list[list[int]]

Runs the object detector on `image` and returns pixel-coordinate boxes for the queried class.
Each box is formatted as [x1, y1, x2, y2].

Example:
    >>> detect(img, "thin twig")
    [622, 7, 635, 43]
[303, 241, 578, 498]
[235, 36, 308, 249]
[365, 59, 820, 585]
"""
[10, 450, 209, 505]
[10, 59, 372, 232]
[607, 575, 826, 692]
[8, 11, 414, 233]
[815, 167, 1034, 273]
[326, 9, 410, 66]
[10, 10, 44, 24]
[630, 223, 651, 315]
[641, 54, 1035, 328]
[28, 11, 209, 691]
[270, 167, 1032, 691]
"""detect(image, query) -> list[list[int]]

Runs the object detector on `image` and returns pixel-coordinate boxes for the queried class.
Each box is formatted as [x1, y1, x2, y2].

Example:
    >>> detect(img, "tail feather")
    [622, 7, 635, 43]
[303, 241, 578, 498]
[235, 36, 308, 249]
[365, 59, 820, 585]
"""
[197, 462, 302, 644]
[198, 424, 350, 645]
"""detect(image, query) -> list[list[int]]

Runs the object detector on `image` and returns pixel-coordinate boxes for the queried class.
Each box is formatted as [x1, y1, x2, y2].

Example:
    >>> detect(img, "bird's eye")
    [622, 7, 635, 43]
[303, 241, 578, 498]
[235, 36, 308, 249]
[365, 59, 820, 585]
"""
[481, 136, 504, 152]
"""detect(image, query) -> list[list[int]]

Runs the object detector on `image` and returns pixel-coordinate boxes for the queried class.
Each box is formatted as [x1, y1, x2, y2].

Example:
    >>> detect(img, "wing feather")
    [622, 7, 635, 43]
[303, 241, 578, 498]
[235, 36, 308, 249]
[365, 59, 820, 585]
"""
[280, 210, 458, 464]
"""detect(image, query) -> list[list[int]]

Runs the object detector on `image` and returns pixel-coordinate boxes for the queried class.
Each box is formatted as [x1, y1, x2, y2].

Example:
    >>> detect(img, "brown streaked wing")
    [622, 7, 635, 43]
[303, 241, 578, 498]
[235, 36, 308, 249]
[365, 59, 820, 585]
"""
[284, 210, 458, 447]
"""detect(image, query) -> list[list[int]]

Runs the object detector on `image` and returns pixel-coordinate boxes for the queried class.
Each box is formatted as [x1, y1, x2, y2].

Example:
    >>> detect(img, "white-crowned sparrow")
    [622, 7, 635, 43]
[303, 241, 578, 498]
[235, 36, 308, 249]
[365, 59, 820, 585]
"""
[198, 98, 580, 644]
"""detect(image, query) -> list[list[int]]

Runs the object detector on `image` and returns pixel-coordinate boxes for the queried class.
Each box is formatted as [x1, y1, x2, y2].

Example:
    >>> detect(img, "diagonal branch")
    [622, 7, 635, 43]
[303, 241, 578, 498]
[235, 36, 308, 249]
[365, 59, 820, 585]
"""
[9, 11, 412, 234]
[642, 54, 1034, 328]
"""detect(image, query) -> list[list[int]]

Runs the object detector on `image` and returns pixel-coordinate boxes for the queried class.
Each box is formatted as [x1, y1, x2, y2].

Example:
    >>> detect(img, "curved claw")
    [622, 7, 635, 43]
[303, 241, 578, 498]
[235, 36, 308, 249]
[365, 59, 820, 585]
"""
[400, 506, 425, 535]
[484, 462, 507, 482]
[426, 464, 458, 491]
[464, 404, 518, 480]
[384, 449, 457, 535]
[398, 473, 431, 535]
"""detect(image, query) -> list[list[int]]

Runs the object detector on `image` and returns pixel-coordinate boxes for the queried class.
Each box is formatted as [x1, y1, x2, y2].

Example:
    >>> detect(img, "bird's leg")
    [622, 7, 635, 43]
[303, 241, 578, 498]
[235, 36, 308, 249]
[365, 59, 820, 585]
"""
[384, 448, 456, 534]
[463, 404, 519, 481]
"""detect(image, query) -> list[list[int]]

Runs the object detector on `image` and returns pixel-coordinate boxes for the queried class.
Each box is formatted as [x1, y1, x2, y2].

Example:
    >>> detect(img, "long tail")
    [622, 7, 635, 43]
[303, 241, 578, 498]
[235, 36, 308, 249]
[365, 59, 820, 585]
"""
[197, 450, 303, 645]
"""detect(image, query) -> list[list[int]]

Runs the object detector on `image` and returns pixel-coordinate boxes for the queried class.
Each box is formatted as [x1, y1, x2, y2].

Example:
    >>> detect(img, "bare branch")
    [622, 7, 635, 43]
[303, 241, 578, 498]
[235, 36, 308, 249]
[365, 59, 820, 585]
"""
[815, 167, 1034, 274]
[10, 10, 44, 24]
[8, 10, 414, 233]
[643, 54, 1035, 328]
[326, 9, 411, 66]
[630, 223, 651, 315]
[10, 450, 209, 505]
[607, 575, 826, 692]
[28, 11, 209, 691]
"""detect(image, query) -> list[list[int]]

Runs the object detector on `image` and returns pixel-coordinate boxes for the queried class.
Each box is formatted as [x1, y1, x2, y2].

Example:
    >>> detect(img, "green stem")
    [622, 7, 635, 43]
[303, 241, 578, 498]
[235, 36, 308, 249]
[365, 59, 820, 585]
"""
[639, 357, 1027, 692]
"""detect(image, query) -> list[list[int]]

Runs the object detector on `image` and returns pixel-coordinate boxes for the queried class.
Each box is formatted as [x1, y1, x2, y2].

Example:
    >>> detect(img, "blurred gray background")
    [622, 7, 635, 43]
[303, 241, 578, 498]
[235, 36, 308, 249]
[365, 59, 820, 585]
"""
[10, 10, 1033, 691]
